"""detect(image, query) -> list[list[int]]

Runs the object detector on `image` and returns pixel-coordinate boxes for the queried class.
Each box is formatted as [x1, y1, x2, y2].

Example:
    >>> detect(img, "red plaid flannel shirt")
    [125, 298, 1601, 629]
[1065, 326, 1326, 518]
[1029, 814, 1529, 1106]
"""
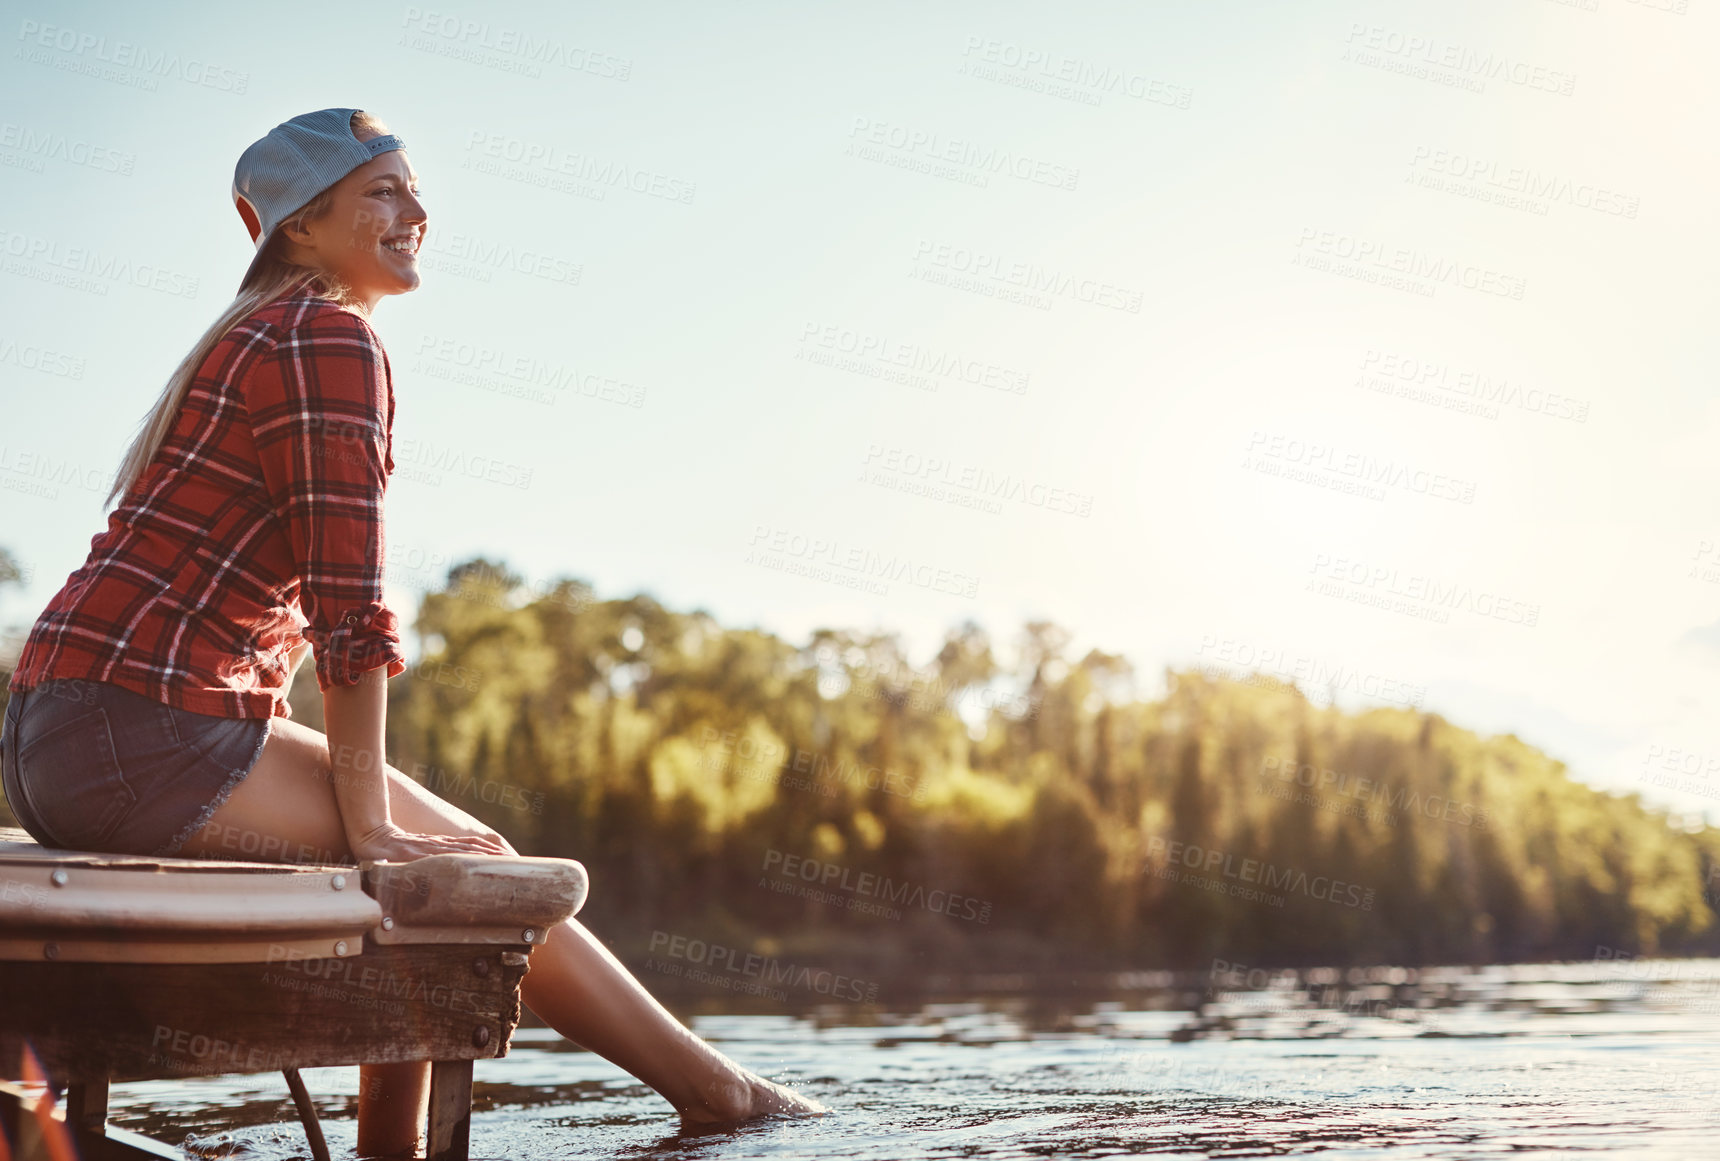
[8, 292, 409, 720]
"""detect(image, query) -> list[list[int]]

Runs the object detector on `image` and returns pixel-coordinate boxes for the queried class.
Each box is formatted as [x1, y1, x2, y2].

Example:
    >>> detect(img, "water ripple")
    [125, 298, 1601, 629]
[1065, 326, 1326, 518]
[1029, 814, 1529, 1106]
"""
[93, 957, 1720, 1159]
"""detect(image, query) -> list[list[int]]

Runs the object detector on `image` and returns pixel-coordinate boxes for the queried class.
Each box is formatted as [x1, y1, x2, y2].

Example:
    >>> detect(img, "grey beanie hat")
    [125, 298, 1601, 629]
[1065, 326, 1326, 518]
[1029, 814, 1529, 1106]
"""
[232, 108, 406, 277]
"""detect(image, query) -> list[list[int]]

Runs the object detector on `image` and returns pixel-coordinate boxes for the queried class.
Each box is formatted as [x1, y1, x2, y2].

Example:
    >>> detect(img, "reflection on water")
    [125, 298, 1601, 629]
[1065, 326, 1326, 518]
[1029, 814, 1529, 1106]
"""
[86, 957, 1720, 1159]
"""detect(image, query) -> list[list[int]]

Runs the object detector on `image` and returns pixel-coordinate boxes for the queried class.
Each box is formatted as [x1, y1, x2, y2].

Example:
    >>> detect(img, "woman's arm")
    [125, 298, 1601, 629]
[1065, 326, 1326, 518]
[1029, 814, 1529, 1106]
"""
[321, 664, 392, 844]
[283, 635, 313, 686]
[245, 310, 503, 863]
[322, 660, 508, 863]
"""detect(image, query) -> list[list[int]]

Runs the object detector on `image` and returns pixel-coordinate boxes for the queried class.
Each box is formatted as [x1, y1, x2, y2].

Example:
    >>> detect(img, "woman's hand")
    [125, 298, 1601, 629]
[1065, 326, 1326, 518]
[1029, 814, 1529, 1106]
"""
[347, 820, 512, 864]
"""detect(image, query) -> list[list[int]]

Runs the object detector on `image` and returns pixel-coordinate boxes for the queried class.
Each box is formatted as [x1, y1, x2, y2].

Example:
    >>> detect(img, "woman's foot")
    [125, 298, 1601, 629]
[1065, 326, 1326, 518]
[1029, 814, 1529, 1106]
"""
[677, 1064, 827, 1126]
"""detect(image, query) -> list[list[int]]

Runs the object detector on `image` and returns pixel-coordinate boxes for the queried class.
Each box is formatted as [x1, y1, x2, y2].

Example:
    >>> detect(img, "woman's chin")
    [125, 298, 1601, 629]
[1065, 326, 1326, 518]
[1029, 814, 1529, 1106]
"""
[365, 270, 422, 299]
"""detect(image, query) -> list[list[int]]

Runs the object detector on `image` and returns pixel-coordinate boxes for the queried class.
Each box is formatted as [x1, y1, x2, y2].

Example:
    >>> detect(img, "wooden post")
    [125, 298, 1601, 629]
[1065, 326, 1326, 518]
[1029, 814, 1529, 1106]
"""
[0, 1082, 25, 1161]
[3, 1077, 182, 1161]
[66, 1076, 108, 1152]
[426, 1060, 473, 1161]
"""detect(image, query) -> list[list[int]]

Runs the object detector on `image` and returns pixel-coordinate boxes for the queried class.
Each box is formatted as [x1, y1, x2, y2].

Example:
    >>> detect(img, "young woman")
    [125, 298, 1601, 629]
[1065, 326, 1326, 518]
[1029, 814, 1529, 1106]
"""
[0, 108, 823, 1155]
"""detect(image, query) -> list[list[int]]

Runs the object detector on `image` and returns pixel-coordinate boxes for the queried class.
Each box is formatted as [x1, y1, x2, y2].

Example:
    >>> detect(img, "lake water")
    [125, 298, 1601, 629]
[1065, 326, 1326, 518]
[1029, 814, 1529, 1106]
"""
[91, 957, 1720, 1159]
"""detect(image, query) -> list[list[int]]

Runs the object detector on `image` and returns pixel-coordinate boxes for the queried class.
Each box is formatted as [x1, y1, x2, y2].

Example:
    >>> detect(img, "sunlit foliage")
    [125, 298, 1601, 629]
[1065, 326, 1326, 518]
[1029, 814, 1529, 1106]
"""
[3, 550, 1715, 971]
[378, 558, 1720, 969]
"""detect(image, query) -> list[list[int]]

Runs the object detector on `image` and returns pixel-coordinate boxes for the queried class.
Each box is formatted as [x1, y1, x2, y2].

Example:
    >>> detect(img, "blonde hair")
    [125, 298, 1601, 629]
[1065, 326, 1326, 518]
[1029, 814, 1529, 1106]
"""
[104, 111, 393, 510]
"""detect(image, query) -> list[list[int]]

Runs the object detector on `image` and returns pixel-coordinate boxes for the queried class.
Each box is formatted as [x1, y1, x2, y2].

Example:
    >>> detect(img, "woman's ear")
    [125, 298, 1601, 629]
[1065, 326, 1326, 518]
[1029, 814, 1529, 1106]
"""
[278, 214, 315, 246]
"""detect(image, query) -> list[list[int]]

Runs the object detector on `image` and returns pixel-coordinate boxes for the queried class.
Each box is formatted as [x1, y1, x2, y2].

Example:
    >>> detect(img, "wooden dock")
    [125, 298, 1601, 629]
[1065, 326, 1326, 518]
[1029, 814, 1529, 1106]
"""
[0, 827, 586, 1160]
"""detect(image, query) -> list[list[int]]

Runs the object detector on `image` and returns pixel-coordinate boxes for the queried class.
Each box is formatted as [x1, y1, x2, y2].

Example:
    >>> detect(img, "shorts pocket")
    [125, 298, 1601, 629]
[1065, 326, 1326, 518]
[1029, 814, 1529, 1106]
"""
[16, 703, 138, 850]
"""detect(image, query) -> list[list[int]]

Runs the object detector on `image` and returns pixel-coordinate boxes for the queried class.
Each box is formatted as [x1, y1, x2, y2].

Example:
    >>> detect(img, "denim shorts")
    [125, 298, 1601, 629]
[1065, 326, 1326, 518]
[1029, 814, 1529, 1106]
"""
[1, 677, 272, 857]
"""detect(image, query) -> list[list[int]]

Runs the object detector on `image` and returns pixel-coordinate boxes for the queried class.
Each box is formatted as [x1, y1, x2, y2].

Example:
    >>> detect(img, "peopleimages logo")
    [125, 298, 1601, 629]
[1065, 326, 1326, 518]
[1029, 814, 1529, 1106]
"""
[1258, 756, 1489, 830]
[15, 19, 250, 93]
[148, 1026, 288, 1075]
[0, 228, 200, 298]
[1358, 349, 1589, 422]
[417, 229, 582, 285]
[1341, 23, 1576, 96]
[1145, 837, 1375, 911]
[646, 930, 880, 1002]
[797, 321, 1031, 395]
[0, 335, 85, 379]
[761, 849, 993, 923]
[391, 436, 532, 490]
[912, 239, 1144, 313]
[1194, 634, 1427, 709]
[463, 131, 695, 203]
[400, 7, 633, 79]
[414, 335, 645, 409]
[862, 444, 1094, 516]
[847, 116, 1080, 191]
[0, 443, 116, 496]
[1293, 227, 1525, 300]
[1407, 146, 1638, 218]
[699, 727, 930, 802]
[746, 524, 980, 598]
[1244, 430, 1476, 504]
[0, 122, 135, 174]
[1307, 552, 1541, 627]
[957, 35, 1193, 109]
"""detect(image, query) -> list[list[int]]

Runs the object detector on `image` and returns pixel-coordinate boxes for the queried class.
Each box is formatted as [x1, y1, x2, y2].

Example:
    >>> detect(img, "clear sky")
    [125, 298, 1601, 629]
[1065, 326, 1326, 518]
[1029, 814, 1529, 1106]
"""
[2, 0, 1716, 819]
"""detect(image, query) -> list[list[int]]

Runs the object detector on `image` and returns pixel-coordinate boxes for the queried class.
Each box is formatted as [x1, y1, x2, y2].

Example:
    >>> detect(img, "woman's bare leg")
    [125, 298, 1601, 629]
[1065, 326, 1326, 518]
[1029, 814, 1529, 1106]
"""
[512, 918, 820, 1125]
[178, 716, 823, 1154]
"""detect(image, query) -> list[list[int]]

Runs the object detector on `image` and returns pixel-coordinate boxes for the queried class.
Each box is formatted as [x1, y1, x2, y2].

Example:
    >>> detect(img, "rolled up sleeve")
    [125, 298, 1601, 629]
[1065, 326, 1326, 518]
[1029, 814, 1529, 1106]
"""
[246, 307, 408, 691]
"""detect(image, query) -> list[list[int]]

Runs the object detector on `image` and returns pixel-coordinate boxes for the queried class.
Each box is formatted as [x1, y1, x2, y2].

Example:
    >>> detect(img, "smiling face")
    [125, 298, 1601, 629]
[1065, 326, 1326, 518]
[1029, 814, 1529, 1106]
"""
[278, 139, 426, 312]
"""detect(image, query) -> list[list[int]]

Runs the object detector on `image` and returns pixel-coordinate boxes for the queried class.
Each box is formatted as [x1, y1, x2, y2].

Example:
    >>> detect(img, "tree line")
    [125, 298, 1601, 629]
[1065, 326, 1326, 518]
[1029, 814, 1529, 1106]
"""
[3, 550, 1716, 976]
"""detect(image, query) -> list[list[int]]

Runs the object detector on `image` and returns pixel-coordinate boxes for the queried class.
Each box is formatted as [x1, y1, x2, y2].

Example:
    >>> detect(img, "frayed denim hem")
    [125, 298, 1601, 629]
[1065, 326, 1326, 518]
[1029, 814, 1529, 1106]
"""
[154, 714, 273, 858]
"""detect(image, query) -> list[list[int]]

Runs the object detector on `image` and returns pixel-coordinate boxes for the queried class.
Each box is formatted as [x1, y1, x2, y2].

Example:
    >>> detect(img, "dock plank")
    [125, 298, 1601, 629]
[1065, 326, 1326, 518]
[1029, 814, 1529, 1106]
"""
[0, 943, 528, 1082]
